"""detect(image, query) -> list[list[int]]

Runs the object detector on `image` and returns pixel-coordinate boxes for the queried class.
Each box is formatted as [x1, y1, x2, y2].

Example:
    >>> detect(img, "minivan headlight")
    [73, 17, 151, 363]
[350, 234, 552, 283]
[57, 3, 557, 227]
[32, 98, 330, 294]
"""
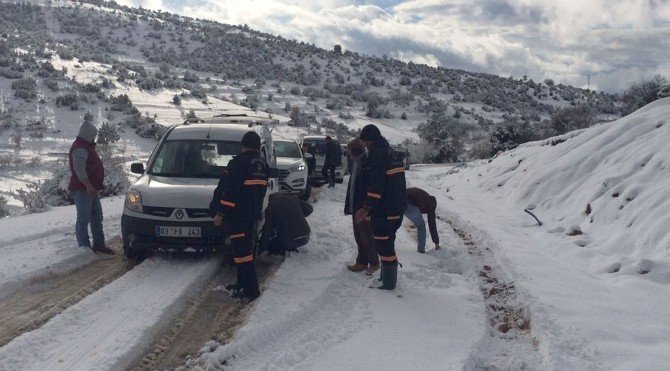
[126, 190, 143, 213]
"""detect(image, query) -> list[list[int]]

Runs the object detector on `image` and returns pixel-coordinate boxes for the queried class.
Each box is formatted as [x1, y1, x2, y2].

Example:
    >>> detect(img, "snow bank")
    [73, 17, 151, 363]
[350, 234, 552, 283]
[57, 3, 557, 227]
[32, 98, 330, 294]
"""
[478, 97, 670, 279]
[412, 99, 670, 370]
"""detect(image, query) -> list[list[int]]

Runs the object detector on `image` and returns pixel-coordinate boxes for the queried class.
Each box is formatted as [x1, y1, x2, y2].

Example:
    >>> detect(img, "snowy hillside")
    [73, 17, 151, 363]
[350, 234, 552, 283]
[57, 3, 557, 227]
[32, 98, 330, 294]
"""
[407, 99, 670, 369]
[476, 97, 670, 279]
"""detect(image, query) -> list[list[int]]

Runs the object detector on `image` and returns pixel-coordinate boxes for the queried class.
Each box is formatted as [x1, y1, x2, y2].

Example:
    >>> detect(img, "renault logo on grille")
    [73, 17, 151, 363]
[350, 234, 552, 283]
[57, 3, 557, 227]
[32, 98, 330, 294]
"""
[175, 209, 184, 219]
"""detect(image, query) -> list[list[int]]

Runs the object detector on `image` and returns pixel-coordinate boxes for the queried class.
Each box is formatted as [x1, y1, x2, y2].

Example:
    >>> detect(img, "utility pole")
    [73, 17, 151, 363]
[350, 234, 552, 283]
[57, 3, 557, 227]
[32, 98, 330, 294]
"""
[587, 74, 591, 91]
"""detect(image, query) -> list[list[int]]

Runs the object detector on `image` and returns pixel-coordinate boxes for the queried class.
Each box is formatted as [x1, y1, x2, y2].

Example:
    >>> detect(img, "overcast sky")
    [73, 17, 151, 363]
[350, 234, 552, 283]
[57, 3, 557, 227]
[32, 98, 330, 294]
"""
[116, 0, 670, 92]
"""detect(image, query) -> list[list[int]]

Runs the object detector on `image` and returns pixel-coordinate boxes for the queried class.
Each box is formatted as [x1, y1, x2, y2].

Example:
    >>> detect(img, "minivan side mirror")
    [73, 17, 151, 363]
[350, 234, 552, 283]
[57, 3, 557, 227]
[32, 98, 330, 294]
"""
[131, 162, 145, 175]
[268, 167, 279, 178]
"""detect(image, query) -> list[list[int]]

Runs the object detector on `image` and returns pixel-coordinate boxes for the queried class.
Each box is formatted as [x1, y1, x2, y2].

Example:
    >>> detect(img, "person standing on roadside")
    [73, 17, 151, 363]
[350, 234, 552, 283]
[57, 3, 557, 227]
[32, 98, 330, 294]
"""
[355, 125, 406, 290]
[68, 114, 114, 254]
[302, 142, 315, 199]
[212, 131, 269, 301]
[322, 136, 341, 188]
[405, 187, 441, 253]
[344, 138, 379, 275]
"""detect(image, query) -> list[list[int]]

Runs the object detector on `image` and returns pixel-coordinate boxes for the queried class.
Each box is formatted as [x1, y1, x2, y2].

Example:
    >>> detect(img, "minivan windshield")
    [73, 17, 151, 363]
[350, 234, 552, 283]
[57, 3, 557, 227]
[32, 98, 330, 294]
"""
[148, 140, 240, 178]
[275, 141, 302, 158]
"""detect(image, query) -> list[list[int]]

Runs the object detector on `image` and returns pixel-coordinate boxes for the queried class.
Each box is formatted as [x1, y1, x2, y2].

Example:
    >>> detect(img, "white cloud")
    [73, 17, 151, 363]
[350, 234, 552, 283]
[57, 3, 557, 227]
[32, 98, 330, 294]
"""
[114, 0, 670, 92]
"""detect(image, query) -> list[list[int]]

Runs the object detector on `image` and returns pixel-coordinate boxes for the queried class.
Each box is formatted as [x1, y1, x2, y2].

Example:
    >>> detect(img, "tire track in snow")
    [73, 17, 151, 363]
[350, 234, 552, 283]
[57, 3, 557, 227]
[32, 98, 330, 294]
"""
[133, 257, 281, 370]
[0, 256, 220, 371]
[437, 214, 544, 370]
[0, 239, 135, 347]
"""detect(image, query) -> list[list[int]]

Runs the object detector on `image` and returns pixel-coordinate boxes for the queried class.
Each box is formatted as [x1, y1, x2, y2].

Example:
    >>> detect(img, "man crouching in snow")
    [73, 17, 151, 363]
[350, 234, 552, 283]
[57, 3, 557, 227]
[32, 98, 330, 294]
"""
[68, 115, 114, 254]
[258, 193, 313, 256]
[355, 124, 407, 290]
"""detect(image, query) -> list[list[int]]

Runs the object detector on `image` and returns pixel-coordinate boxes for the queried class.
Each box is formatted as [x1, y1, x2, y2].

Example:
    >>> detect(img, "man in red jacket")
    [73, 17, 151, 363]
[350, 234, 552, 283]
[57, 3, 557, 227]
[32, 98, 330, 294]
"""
[405, 187, 441, 253]
[68, 117, 114, 254]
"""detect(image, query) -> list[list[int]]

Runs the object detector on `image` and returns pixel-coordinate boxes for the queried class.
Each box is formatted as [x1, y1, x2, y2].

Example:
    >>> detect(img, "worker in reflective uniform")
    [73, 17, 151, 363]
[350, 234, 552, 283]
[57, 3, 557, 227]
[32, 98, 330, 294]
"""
[213, 131, 269, 301]
[355, 124, 407, 290]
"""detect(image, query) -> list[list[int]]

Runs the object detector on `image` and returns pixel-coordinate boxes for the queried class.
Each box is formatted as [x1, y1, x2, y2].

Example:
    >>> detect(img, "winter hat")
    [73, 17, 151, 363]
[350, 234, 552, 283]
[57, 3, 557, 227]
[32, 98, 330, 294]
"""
[347, 138, 365, 156]
[241, 131, 261, 150]
[359, 124, 382, 142]
[78, 119, 98, 144]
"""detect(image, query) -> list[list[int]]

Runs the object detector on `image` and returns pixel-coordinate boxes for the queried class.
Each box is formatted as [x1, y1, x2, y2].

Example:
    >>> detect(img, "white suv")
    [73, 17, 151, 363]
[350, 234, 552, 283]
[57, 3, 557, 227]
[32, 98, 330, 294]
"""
[274, 139, 309, 198]
[121, 115, 277, 260]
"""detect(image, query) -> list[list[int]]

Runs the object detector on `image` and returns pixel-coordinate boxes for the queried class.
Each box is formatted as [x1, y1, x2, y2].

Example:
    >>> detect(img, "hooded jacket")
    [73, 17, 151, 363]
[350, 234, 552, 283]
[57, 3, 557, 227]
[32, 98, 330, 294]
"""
[68, 120, 104, 191]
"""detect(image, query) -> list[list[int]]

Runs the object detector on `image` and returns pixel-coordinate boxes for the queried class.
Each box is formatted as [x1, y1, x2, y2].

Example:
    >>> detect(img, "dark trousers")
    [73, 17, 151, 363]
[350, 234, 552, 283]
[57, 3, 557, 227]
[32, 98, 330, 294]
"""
[353, 215, 378, 266]
[372, 215, 403, 265]
[229, 220, 260, 299]
[322, 164, 336, 186]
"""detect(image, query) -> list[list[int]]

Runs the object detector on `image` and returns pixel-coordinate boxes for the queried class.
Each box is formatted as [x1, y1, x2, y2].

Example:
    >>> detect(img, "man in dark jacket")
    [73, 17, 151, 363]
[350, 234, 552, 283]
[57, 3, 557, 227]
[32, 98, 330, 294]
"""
[355, 124, 406, 290]
[259, 193, 313, 256]
[301, 143, 315, 200]
[68, 117, 114, 254]
[405, 187, 441, 253]
[344, 138, 378, 275]
[212, 131, 269, 301]
[322, 136, 341, 188]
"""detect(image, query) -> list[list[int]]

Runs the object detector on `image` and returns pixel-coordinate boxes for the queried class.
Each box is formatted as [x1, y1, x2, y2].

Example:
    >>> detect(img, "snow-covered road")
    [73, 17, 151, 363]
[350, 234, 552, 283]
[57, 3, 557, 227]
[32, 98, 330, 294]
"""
[0, 257, 220, 371]
[193, 186, 493, 370]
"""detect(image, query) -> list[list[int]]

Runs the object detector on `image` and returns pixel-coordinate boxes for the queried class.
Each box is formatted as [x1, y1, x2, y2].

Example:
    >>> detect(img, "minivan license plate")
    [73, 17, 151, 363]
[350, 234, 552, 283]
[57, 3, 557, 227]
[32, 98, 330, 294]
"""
[156, 226, 201, 238]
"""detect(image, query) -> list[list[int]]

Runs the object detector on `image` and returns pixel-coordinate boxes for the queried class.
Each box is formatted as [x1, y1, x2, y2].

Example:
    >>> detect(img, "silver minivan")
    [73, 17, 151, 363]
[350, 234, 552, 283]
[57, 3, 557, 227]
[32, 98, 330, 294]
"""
[121, 115, 278, 260]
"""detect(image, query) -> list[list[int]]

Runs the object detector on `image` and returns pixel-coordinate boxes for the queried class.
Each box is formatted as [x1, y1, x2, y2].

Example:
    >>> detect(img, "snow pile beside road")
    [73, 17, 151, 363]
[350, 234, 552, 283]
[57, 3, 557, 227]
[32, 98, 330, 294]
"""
[410, 98, 670, 370]
[478, 97, 670, 279]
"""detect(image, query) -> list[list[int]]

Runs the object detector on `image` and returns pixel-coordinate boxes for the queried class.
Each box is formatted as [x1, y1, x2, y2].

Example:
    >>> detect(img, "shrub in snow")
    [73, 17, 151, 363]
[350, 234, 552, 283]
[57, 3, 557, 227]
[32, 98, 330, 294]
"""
[26, 118, 48, 138]
[621, 75, 669, 115]
[0, 195, 8, 218]
[183, 70, 199, 83]
[191, 85, 207, 99]
[172, 94, 181, 106]
[489, 119, 535, 152]
[0, 153, 11, 168]
[417, 112, 466, 163]
[13, 181, 46, 213]
[97, 122, 121, 146]
[550, 105, 593, 135]
[55, 93, 80, 110]
[98, 146, 131, 198]
[10, 130, 22, 148]
[470, 137, 496, 159]
[39, 159, 72, 206]
[11, 77, 37, 100]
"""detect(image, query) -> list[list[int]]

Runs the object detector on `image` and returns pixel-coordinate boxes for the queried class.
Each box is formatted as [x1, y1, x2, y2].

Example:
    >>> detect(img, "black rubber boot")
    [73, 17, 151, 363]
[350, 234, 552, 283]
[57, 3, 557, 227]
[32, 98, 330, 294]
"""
[238, 263, 260, 301]
[378, 263, 385, 282]
[378, 261, 397, 290]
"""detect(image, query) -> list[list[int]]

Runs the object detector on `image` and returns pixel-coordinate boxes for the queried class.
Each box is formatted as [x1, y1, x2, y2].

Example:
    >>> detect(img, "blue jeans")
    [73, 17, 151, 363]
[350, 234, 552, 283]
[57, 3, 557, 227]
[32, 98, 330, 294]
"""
[404, 204, 426, 253]
[71, 190, 105, 248]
